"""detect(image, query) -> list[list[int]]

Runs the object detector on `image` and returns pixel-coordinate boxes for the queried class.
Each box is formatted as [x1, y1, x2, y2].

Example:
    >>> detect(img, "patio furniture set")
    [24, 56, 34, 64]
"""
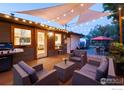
[13, 49, 116, 85]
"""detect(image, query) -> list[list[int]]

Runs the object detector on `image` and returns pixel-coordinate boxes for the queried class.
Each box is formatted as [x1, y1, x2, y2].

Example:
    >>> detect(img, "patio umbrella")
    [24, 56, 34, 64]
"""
[91, 36, 113, 47]
[91, 36, 113, 41]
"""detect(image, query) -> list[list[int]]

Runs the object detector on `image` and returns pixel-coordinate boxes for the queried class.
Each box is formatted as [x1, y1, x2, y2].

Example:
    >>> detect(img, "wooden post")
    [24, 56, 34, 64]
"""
[119, 8, 123, 47]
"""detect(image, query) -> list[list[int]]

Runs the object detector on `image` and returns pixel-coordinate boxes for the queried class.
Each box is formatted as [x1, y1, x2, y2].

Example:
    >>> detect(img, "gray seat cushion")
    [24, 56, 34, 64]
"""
[18, 61, 38, 84]
[81, 64, 98, 73]
[95, 60, 108, 81]
[80, 66, 96, 80]
[70, 57, 81, 62]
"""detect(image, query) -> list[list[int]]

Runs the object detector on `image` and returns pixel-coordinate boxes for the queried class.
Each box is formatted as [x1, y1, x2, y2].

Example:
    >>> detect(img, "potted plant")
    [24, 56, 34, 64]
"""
[109, 42, 124, 76]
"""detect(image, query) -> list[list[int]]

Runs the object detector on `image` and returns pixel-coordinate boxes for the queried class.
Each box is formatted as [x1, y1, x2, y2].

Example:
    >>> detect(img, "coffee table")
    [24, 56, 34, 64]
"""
[54, 61, 75, 82]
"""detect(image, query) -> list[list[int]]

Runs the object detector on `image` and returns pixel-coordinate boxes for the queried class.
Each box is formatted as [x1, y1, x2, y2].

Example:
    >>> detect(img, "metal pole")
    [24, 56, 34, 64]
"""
[119, 7, 123, 47]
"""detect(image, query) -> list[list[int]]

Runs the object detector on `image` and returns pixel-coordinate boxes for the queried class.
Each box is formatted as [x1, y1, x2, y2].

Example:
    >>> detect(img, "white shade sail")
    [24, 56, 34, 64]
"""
[17, 3, 109, 25]
[77, 9, 109, 24]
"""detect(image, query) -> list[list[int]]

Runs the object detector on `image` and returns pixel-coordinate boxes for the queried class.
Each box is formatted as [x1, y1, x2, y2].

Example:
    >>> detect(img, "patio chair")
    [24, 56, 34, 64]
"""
[69, 49, 87, 68]
[13, 61, 58, 85]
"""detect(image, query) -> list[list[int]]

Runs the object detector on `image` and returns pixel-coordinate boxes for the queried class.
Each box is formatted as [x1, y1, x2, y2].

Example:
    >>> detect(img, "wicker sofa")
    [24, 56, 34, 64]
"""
[72, 57, 116, 85]
[13, 61, 58, 85]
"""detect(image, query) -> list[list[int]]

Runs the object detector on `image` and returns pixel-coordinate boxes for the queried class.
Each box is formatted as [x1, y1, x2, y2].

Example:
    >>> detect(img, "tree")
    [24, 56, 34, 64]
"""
[103, 3, 124, 43]
[103, 3, 124, 22]
[86, 24, 119, 41]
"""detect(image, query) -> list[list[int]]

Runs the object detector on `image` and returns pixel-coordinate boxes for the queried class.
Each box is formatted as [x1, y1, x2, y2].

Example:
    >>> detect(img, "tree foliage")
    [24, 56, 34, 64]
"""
[86, 24, 119, 41]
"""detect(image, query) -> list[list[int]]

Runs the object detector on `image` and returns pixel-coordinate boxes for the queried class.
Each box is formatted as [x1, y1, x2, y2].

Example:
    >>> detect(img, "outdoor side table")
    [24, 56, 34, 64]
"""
[54, 61, 75, 82]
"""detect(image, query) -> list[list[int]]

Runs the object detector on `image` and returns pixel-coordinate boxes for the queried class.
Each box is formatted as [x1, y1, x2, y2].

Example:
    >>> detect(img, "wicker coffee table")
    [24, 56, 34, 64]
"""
[54, 61, 75, 82]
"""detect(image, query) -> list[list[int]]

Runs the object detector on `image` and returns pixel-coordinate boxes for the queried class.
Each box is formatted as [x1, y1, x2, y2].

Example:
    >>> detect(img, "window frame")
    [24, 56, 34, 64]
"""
[11, 25, 33, 47]
[54, 33, 62, 50]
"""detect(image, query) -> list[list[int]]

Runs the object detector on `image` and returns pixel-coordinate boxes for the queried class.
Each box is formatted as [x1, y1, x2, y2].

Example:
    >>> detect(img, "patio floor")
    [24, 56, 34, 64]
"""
[0, 54, 69, 85]
[0, 48, 123, 85]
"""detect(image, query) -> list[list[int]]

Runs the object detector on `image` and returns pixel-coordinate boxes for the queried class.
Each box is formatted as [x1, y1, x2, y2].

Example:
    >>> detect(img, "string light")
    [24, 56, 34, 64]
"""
[71, 9, 74, 13]
[22, 19, 26, 22]
[40, 23, 44, 27]
[57, 17, 60, 20]
[29, 21, 32, 24]
[92, 19, 96, 22]
[100, 17, 104, 19]
[5, 15, 10, 18]
[63, 14, 66, 17]
[14, 18, 19, 21]
[35, 22, 39, 24]
[86, 22, 89, 25]
[80, 4, 84, 6]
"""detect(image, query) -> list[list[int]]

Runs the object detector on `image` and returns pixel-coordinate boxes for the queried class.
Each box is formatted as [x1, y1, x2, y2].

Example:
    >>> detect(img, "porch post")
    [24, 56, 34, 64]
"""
[119, 7, 123, 47]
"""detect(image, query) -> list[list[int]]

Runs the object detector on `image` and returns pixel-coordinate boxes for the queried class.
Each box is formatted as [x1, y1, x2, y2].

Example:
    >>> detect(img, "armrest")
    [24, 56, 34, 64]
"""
[32, 63, 43, 72]
[69, 53, 74, 57]
[34, 69, 58, 85]
[88, 61, 100, 67]
[108, 58, 116, 78]
[72, 70, 100, 85]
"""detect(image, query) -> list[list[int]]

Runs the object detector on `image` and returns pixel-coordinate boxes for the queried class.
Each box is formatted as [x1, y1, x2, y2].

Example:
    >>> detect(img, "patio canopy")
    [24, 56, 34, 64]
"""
[91, 36, 113, 41]
[16, 3, 109, 25]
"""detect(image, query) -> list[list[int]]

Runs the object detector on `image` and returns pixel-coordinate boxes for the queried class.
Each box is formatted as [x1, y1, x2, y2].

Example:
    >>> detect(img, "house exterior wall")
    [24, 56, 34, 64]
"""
[0, 20, 67, 64]
[67, 34, 80, 53]
[0, 21, 11, 42]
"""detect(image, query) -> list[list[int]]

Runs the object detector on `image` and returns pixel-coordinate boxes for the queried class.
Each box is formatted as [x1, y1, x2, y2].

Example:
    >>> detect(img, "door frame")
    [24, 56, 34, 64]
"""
[36, 29, 47, 59]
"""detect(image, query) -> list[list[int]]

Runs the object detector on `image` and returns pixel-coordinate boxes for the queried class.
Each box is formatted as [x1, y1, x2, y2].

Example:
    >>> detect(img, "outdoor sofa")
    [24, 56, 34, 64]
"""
[13, 61, 58, 85]
[72, 57, 116, 85]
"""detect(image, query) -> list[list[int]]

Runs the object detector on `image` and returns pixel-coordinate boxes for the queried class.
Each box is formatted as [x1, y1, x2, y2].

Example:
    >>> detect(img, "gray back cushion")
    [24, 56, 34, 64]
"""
[95, 59, 108, 81]
[73, 50, 85, 57]
[18, 61, 38, 84]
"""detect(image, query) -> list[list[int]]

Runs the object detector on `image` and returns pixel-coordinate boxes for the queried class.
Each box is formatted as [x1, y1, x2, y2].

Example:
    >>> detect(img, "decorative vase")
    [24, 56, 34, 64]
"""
[63, 58, 68, 64]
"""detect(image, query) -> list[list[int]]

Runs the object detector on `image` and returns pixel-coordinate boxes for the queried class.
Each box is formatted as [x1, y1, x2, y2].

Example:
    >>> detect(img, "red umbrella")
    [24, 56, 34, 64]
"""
[91, 36, 113, 41]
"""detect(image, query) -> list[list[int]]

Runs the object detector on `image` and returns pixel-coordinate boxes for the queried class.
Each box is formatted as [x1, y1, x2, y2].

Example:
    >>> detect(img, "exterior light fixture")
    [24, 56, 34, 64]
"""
[121, 17, 124, 19]
[118, 7, 122, 11]
[48, 32, 53, 37]
[5, 15, 10, 18]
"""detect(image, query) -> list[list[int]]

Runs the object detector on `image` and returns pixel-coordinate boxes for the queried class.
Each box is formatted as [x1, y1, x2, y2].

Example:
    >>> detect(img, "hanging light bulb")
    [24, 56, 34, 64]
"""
[5, 15, 10, 18]
[22, 19, 26, 22]
[29, 21, 32, 24]
[63, 14, 66, 17]
[92, 19, 96, 22]
[71, 9, 74, 13]
[14, 18, 19, 21]
[86, 22, 89, 25]
[57, 17, 60, 20]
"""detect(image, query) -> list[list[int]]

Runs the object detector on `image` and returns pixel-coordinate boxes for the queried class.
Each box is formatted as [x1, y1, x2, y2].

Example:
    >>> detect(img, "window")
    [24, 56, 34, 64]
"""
[55, 34, 62, 49]
[14, 28, 31, 46]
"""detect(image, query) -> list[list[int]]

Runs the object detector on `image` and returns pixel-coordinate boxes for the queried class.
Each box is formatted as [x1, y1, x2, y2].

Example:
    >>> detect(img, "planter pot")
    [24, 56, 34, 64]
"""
[115, 63, 124, 76]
